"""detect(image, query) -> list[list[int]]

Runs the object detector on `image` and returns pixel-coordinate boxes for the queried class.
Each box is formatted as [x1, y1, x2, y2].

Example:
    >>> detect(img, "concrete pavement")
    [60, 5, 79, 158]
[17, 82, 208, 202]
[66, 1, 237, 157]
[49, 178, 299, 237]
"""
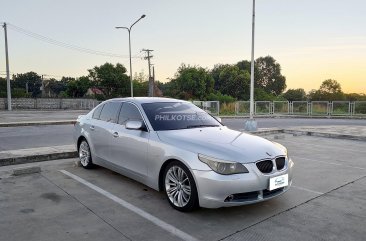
[0, 145, 76, 166]
[0, 110, 87, 123]
[1, 134, 365, 241]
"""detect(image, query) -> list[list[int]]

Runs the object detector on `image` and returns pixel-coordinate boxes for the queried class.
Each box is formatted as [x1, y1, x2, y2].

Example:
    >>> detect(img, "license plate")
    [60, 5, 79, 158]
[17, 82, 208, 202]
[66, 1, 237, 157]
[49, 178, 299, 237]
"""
[269, 174, 288, 191]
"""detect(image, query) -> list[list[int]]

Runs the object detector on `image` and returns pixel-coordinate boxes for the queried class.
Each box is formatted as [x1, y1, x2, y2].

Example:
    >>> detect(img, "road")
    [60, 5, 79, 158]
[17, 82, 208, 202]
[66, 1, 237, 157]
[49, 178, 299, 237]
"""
[1, 118, 366, 151]
[0, 125, 74, 151]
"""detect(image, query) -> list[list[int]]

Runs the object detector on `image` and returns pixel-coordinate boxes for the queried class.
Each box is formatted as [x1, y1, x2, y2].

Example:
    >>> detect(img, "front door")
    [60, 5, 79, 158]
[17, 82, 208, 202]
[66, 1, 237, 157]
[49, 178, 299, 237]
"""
[109, 102, 149, 178]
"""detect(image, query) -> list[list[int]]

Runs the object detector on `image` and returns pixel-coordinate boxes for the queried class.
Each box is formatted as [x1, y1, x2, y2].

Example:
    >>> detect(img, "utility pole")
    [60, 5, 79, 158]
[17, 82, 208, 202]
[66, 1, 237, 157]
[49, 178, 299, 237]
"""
[245, 0, 257, 131]
[3, 22, 12, 111]
[152, 66, 155, 97]
[142, 49, 154, 97]
[41, 75, 45, 97]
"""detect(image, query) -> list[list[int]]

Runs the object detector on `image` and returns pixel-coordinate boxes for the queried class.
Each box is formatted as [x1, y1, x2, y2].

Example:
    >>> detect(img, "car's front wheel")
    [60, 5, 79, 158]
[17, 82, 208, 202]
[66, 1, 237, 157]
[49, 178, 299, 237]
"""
[78, 139, 93, 169]
[163, 161, 198, 212]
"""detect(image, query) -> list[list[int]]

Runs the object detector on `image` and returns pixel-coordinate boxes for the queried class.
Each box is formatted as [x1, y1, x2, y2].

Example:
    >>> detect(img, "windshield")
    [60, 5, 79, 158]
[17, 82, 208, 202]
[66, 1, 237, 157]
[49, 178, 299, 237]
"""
[142, 102, 221, 131]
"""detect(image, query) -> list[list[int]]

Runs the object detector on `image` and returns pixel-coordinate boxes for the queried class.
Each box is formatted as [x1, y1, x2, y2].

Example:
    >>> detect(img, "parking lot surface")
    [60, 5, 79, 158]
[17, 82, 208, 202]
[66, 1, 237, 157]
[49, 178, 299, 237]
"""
[0, 134, 365, 241]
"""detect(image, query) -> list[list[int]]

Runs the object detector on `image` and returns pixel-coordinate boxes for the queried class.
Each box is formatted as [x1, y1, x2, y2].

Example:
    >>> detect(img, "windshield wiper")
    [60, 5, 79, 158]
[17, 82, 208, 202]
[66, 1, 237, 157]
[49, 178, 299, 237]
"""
[186, 124, 220, 129]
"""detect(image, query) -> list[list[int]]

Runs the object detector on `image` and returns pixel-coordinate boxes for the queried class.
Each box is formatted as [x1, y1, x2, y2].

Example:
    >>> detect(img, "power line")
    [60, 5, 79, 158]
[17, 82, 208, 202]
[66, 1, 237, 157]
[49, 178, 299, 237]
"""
[6, 23, 141, 59]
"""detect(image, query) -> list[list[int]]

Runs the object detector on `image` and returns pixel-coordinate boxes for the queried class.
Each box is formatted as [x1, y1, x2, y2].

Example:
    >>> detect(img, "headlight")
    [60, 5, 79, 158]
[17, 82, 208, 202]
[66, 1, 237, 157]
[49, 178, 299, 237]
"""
[198, 154, 249, 175]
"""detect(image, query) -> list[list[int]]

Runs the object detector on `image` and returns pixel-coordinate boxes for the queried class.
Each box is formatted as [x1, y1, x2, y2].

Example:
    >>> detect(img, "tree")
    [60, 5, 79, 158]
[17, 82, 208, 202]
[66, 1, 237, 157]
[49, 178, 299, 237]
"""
[319, 79, 342, 94]
[88, 62, 129, 97]
[170, 64, 214, 100]
[345, 93, 366, 101]
[309, 79, 345, 101]
[217, 65, 250, 100]
[12, 72, 42, 97]
[283, 88, 307, 101]
[65, 76, 91, 98]
[255, 56, 286, 95]
[0, 77, 7, 98]
[210, 64, 230, 90]
[48, 78, 68, 96]
[236, 60, 252, 73]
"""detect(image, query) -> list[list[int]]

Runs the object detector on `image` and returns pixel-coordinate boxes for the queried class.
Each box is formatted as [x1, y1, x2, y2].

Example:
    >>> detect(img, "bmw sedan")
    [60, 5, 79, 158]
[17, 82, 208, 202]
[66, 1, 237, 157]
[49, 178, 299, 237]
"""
[74, 97, 294, 211]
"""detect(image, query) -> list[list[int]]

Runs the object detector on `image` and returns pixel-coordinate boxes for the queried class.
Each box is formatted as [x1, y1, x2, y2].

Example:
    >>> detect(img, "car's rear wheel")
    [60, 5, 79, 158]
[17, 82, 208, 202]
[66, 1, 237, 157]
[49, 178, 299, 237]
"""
[79, 140, 93, 169]
[164, 161, 198, 212]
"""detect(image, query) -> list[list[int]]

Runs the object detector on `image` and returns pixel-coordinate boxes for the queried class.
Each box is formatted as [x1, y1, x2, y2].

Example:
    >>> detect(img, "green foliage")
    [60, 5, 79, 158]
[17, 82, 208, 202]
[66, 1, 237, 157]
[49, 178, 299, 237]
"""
[254, 88, 276, 101]
[255, 56, 286, 95]
[236, 60, 252, 73]
[308, 79, 345, 101]
[48, 78, 67, 96]
[0, 77, 6, 98]
[210, 64, 231, 90]
[88, 62, 129, 98]
[11, 88, 30, 98]
[133, 80, 148, 97]
[169, 64, 214, 100]
[12, 72, 42, 97]
[345, 93, 366, 101]
[283, 88, 307, 101]
[207, 91, 236, 103]
[66, 76, 91, 98]
[217, 65, 250, 100]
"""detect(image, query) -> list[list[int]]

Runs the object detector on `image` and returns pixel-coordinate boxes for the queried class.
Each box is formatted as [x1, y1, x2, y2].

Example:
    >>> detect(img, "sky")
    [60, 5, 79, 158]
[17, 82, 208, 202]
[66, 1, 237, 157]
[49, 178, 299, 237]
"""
[0, 0, 365, 94]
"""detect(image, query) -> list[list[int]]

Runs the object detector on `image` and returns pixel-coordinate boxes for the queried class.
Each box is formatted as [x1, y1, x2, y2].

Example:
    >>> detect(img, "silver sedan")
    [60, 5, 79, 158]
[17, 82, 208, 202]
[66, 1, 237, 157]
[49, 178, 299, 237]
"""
[74, 97, 294, 211]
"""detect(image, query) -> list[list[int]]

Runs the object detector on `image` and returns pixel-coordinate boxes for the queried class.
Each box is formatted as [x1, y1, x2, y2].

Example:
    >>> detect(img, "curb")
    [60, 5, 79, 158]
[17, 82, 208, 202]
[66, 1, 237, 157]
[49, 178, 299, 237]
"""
[0, 120, 76, 127]
[0, 145, 78, 167]
[283, 129, 366, 142]
[0, 151, 77, 167]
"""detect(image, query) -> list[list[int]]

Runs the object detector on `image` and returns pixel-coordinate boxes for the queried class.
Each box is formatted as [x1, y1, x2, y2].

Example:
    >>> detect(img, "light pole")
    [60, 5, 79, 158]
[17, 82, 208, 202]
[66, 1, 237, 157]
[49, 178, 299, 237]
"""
[3, 22, 12, 111]
[245, 0, 257, 131]
[116, 14, 146, 97]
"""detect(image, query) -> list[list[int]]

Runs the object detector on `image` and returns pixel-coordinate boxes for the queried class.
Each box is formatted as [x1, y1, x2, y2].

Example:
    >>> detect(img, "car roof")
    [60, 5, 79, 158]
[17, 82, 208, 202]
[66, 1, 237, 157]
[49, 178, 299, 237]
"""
[107, 97, 189, 104]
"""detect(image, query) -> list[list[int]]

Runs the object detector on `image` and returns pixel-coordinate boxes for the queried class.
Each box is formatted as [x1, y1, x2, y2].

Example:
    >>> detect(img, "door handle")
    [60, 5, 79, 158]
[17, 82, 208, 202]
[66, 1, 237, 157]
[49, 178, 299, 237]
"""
[112, 132, 119, 138]
[90, 125, 95, 131]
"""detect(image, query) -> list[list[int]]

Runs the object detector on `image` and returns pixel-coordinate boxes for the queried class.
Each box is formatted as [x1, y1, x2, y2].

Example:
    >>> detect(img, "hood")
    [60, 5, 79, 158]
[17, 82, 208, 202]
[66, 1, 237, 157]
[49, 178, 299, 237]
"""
[156, 126, 286, 163]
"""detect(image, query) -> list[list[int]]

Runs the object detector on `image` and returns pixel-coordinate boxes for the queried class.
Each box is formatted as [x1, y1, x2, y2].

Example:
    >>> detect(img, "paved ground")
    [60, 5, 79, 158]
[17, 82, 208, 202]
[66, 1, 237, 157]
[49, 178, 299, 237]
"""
[0, 110, 87, 123]
[0, 125, 74, 151]
[224, 117, 366, 130]
[0, 134, 365, 241]
[1, 113, 366, 151]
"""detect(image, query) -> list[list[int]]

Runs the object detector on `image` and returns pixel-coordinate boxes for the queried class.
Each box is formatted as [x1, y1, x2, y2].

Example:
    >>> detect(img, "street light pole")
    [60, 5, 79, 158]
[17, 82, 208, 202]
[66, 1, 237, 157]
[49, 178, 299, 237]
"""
[245, 0, 257, 131]
[116, 14, 146, 98]
[3, 22, 12, 111]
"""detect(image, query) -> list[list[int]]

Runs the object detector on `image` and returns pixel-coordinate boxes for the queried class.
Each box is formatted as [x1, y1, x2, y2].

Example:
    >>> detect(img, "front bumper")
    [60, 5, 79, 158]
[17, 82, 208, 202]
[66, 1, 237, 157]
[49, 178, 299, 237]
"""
[192, 158, 294, 208]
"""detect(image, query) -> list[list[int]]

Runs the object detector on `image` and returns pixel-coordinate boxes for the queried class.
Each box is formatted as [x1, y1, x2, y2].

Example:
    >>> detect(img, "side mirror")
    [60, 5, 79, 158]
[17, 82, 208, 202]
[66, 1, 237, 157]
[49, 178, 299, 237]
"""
[214, 116, 222, 123]
[125, 120, 144, 130]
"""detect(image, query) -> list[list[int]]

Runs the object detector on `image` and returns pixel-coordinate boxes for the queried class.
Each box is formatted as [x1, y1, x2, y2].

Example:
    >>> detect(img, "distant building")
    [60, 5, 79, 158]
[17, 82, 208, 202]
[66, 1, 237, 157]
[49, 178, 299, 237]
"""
[86, 87, 104, 97]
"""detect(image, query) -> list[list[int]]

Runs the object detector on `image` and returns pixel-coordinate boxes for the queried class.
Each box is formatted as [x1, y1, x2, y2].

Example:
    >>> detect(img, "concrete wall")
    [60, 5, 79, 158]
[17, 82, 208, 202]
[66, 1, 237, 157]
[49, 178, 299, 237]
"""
[0, 98, 100, 110]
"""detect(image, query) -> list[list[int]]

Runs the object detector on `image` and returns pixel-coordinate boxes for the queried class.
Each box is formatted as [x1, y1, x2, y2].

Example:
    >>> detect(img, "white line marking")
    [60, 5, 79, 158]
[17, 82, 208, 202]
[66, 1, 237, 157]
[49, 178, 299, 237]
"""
[291, 185, 324, 195]
[293, 156, 366, 170]
[60, 170, 198, 241]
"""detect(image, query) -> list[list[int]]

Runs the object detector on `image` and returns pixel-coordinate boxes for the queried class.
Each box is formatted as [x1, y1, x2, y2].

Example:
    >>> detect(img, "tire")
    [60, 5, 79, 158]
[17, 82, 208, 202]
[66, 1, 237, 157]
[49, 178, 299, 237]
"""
[78, 139, 94, 169]
[163, 161, 199, 212]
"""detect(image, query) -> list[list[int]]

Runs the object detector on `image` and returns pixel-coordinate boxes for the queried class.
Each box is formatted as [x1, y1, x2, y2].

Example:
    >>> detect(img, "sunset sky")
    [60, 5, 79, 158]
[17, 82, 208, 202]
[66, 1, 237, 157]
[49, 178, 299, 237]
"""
[0, 0, 365, 94]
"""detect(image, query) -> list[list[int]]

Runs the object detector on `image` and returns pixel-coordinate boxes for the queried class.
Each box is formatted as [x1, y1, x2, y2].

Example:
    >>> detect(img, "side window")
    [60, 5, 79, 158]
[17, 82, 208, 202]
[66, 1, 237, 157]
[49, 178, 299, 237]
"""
[92, 104, 104, 119]
[118, 102, 143, 125]
[99, 102, 122, 123]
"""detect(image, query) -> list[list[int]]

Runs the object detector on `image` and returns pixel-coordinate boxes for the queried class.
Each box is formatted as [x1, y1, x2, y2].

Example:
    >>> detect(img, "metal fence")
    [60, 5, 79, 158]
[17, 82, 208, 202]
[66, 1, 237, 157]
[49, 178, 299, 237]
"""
[193, 100, 366, 117]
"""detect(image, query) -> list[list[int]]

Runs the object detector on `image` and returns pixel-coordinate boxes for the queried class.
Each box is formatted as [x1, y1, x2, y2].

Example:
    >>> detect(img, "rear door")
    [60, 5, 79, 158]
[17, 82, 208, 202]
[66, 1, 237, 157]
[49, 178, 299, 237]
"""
[89, 101, 121, 162]
[109, 102, 149, 178]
